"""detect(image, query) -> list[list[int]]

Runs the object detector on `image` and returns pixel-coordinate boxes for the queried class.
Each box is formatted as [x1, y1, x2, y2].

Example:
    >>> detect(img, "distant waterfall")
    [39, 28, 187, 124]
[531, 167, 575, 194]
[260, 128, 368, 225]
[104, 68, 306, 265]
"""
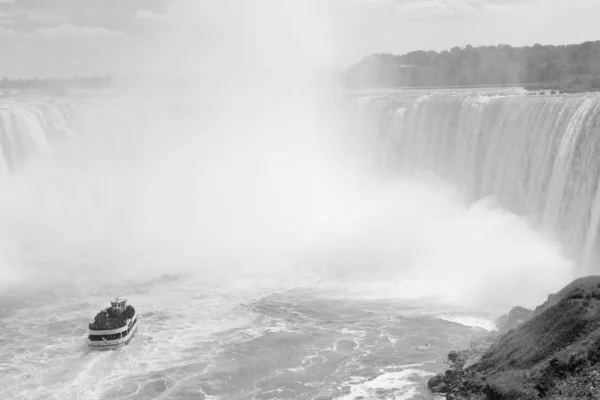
[356, 92, 600, 267]
[0, 98, 171, 177]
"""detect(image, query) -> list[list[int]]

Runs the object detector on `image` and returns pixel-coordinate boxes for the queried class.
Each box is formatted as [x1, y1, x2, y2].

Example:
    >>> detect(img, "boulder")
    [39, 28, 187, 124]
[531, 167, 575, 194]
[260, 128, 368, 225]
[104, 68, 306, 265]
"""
[495, 306, 533, 334]
[428, 373, 447, 393]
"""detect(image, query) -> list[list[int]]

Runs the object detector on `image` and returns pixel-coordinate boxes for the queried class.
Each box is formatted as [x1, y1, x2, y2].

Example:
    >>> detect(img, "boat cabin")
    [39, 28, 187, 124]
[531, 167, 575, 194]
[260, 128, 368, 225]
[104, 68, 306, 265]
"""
[110, 298, 128, 314]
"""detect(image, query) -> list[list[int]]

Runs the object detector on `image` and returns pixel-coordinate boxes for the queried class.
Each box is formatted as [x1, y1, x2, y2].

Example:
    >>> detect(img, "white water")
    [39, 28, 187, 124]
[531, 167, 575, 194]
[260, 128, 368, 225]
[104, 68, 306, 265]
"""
[358, 92, 600, 270]
[0, 89, 582, 399]
[0, 91, 575, 310]
[0, 1, 580, 398]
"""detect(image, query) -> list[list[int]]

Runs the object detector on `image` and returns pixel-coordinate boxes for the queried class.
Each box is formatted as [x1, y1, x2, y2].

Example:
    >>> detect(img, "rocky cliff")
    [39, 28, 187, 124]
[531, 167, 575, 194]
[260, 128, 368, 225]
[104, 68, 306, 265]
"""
[429, 276, 600, 399]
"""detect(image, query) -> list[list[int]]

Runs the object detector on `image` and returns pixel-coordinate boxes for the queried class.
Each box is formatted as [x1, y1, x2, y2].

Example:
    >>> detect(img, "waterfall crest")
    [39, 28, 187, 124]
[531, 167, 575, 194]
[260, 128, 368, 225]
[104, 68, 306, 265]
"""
[357, 92, 600, 267]
[2, 92, 595, 274]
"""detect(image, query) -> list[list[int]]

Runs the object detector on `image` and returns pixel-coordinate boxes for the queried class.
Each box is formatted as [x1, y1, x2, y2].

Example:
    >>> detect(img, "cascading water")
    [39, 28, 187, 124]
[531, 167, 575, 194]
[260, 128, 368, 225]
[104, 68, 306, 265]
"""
[0, 99, 157, 178]
[0, 90, 579, 399]
[356, 92, 600, 270]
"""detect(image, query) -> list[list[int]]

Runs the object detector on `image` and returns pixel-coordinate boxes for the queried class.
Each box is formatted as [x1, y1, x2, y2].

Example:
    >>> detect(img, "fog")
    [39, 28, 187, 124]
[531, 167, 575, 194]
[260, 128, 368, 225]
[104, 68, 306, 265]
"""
[120, 0, 337, 91]
[0, 0, 574, 314]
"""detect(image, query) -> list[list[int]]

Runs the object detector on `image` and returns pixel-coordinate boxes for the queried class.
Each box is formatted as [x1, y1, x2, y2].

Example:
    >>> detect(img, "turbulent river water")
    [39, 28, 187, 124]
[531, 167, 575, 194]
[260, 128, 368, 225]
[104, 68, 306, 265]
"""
[0, 89, 591, 399]
[2, 273, 495, 400]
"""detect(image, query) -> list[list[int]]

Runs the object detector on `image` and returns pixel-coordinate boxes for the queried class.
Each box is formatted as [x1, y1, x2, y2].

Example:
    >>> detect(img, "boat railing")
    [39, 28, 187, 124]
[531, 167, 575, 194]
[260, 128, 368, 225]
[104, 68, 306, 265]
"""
[88, 314, 136, 335]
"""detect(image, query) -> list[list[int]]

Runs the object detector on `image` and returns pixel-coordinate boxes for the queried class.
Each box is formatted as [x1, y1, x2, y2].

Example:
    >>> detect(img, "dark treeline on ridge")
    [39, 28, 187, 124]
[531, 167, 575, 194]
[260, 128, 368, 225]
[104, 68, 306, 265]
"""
[344, 41, 600, 91]
[0, 75, 113, 93]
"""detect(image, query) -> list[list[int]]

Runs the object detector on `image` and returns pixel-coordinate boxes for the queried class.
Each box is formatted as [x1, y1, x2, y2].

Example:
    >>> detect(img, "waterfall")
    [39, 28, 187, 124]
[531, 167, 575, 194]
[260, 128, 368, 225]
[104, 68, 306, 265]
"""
[357, 92, 600, 268]
[2, 91, 595, 273]
[0, 98, 177, 179]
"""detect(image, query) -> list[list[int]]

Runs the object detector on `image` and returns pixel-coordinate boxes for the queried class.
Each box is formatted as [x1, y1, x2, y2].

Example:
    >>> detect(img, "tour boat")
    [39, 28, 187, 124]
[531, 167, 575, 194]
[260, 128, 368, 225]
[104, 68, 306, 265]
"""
[88, 298, 138, 350]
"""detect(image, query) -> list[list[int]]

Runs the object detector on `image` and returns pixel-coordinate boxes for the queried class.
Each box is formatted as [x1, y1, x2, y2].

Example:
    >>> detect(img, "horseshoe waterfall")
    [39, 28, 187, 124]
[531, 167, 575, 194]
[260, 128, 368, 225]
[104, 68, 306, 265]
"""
[357, 91, 600, 270]
[0, 90, 595, 399]
[1, 92, 598, 269]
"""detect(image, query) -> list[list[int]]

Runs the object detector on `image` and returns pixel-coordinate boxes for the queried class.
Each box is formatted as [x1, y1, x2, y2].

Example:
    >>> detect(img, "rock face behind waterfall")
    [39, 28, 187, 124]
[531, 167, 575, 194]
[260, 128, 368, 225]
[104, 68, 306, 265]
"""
[429, 276, 600, 399]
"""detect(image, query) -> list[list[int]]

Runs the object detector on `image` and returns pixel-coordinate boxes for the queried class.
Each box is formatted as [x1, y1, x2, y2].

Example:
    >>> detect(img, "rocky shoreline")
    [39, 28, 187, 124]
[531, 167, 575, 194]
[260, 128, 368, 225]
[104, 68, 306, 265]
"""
[429, 276, 600, 399]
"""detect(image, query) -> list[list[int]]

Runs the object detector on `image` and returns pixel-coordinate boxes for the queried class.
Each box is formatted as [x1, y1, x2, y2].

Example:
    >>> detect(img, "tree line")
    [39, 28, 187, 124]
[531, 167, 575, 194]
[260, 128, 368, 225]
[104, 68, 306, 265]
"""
[0, 75, 113, 92]
[343, 41, 600, 91]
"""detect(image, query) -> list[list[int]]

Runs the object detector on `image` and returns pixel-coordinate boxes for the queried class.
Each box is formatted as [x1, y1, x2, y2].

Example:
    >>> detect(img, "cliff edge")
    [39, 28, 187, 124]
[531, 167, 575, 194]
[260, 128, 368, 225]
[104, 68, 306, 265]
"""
[429, 276, 600, 399]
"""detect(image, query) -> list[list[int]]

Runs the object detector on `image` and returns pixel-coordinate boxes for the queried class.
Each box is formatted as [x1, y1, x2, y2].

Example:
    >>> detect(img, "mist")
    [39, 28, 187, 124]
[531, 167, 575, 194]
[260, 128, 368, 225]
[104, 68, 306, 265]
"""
[0, 96, 574, 314]
[119, 0, 337, 91]
[0, 0, 574, 315]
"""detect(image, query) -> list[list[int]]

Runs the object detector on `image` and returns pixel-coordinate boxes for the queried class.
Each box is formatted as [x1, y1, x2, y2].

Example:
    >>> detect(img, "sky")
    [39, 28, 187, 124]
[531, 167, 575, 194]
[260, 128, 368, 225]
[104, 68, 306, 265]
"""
[0, 0, 598, 78]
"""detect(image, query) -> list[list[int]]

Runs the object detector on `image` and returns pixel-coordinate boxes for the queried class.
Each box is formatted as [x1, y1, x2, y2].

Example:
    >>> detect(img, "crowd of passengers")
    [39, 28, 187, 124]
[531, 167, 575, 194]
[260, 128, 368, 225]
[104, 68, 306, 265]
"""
[89, 305, 136, 330]
[88, 319, 137, 342]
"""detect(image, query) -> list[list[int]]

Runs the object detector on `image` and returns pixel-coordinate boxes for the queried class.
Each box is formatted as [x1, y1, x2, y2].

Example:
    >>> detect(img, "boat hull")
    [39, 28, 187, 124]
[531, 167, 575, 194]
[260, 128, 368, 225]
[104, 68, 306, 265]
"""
[88, 314, 138, 350]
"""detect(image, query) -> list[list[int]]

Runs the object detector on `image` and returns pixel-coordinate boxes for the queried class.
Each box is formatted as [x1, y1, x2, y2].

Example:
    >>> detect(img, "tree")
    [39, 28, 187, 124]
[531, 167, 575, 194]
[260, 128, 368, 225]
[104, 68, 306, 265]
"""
[344, 41, 600, 91]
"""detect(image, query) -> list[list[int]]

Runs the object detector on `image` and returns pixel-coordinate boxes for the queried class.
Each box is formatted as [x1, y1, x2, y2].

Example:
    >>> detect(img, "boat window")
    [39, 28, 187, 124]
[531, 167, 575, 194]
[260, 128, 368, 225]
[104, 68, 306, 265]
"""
[88, 333, 121, 341]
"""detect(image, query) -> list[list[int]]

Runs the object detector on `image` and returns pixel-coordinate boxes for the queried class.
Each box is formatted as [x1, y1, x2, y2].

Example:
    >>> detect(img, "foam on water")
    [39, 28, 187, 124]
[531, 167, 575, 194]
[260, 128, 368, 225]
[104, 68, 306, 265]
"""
[0, 282, 250, 399]
[0, 271, 497, 399]
[437, 315, 497, 332]
[336, 367, 435, 400]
